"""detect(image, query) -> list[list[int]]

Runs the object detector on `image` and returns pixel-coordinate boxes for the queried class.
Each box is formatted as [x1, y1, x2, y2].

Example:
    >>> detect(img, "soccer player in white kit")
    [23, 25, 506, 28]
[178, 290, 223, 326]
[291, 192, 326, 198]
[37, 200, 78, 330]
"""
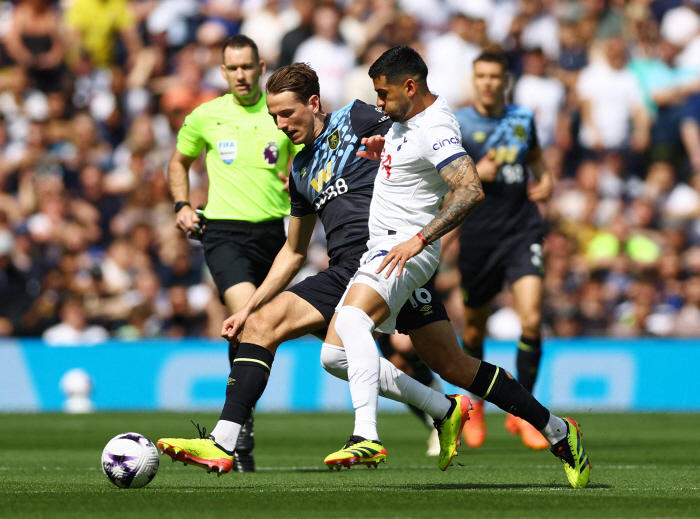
[323, 46, 485, 466]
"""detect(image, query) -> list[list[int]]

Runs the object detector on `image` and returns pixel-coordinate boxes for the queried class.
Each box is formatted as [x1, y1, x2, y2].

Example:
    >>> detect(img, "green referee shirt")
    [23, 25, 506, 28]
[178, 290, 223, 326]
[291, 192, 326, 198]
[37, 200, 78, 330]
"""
[177, 93, 299, 222]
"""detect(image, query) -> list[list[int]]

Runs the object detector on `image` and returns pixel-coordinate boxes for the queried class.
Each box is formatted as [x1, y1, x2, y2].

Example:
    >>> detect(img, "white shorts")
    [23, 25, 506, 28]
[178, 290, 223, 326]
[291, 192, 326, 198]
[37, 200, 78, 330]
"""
[336, 237, 440, 334]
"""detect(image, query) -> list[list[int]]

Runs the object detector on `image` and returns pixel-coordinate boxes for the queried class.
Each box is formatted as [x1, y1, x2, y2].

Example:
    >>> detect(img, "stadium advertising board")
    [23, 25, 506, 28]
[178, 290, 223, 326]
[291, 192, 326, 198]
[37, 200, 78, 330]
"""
[1, 338, 697, 413]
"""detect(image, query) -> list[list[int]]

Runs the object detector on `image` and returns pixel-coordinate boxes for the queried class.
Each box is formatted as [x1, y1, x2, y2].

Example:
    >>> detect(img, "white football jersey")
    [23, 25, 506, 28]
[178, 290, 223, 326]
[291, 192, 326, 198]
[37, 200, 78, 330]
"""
[369, 95, 467, 238]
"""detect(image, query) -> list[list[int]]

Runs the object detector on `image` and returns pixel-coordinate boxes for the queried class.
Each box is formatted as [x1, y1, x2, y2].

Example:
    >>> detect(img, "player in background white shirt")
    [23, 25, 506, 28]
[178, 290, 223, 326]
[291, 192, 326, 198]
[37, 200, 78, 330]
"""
[323, 46, 485, 467]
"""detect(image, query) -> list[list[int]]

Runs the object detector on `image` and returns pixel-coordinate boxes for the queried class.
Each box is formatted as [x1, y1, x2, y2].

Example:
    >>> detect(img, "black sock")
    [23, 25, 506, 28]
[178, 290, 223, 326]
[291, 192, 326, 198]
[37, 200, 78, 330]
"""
[219, 343, 274, 425]
[228, 341, 239, 370]
[405, 352, 434, 387]
[469, 360, 549, 430]
[516, 335, 542, 394]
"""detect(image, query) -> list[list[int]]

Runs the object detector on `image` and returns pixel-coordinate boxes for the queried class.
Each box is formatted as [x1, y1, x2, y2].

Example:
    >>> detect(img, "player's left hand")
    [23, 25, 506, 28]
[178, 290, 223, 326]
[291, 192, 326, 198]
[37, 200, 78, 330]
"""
[527, 171, 553, 203]
[376, 236, 425, 278]
[221, 309, 250, 342]
[278, 171, 290, 193]
[357, 135, 385, 161]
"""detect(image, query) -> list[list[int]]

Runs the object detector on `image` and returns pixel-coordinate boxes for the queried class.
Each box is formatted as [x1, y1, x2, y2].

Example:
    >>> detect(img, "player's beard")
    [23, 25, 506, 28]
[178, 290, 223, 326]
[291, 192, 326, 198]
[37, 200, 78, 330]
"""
[385, 96, 412, 122]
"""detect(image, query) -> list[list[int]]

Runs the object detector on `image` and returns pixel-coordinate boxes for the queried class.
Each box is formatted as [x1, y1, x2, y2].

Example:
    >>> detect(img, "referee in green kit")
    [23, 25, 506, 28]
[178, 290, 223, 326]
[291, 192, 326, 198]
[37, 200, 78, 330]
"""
[168, 35, 299, 472]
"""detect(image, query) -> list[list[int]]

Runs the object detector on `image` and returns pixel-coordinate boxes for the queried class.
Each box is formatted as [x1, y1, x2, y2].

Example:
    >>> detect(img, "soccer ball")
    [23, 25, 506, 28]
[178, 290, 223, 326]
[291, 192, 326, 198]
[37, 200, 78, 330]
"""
[101, 432, 159, 489]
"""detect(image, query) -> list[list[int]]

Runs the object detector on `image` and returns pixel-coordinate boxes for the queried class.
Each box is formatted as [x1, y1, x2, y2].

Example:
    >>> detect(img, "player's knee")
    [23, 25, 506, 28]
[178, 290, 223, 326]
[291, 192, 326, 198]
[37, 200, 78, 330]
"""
[240, 308, 281, 348]
[519, 311, 542, 337]
[320, 343, 348, 381]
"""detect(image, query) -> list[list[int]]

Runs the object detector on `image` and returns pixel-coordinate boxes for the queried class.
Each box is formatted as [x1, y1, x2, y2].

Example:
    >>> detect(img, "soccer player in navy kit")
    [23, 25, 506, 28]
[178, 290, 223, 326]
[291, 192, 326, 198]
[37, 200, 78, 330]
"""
[454, 51, 555, 450]
[158, 59, 590, 489]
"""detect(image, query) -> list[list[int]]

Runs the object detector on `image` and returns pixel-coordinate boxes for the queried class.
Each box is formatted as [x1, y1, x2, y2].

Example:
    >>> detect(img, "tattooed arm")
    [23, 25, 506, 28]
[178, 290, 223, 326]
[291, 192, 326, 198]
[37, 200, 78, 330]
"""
[420, 154, 484, 243]
[376, 154, 484, 278]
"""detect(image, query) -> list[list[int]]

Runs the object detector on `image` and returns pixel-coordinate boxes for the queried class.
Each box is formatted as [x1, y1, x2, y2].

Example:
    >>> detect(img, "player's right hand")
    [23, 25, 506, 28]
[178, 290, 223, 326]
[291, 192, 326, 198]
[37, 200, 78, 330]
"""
[175, 205, 199, 234]
[376, 235, 425, 278]
[221, 310, 250, 341]
[475, 148, 501, 182]
[357, 135, 385, 161]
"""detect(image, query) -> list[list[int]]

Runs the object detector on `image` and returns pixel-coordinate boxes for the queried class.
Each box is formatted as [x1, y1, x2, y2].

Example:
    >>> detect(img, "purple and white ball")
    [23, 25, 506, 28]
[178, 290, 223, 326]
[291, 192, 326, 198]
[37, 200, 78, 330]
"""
[101, 432, 159, 489]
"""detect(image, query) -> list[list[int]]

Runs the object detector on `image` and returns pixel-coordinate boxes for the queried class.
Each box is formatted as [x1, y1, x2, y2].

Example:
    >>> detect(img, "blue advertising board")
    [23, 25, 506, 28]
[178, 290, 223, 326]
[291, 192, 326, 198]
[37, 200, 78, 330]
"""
[0, 337, 698, 413]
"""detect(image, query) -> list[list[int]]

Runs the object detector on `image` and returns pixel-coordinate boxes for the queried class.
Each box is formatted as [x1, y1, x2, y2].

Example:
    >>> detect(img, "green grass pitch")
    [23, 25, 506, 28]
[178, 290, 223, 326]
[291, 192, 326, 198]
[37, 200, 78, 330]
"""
[1, 412, 699, 518]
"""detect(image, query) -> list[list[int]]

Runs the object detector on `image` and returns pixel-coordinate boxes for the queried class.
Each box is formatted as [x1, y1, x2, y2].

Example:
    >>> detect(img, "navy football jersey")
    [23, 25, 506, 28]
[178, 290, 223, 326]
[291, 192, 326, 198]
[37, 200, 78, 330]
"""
[289, 100, 392, 262]
[454, 104, 543, 245]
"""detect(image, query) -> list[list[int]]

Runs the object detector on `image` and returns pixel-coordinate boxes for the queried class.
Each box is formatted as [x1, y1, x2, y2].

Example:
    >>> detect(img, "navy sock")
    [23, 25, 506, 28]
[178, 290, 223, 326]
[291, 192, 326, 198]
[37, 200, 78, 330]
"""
[516, 335, 542, 394]
[469, 360, 549, 430]
[406, 352, 434, 387]
[219, 343, 274, 425]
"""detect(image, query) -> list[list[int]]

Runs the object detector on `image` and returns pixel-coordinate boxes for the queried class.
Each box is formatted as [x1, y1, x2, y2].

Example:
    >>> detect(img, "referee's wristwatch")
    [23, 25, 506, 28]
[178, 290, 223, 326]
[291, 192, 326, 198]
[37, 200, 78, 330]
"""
[173, 201, 191, 213]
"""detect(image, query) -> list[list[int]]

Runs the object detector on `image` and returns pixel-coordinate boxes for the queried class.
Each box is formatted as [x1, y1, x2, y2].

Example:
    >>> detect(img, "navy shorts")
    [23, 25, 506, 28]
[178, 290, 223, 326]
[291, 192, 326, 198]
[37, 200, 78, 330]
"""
[288, 245, 449, 334]
[202, 219, 286, 301]
[459, 231, 544, 308]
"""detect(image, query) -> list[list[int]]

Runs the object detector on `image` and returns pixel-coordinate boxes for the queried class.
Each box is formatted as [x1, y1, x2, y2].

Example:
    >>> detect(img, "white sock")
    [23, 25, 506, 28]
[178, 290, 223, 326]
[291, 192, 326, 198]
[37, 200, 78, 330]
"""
[210, 420, 241, 453]
[320, 343, 451, 421]
[335, 306, 380, 441]
[540, 414, 568, 444]
[378, 358, 451, 420]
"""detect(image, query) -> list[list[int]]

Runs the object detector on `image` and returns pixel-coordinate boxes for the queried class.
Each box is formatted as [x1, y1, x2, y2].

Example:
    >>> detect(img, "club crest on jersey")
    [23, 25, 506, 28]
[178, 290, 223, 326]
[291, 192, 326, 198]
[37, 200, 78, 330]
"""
[217, 140, 237, 165]
[513, 125, 527, 142]
[263, 142, 278, 166]
[327, 129, 340, 150]
[472, 131, 486, 143]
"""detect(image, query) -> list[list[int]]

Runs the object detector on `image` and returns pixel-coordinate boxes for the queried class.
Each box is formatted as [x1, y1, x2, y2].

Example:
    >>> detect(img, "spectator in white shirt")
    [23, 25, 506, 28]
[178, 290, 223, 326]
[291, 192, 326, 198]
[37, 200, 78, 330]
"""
[292, 4, 356, 111]
[425, 13, 482, 110]
[43, 296, 109, 346]
[576, 36, 650, 154]
[514, 47, 566, 149]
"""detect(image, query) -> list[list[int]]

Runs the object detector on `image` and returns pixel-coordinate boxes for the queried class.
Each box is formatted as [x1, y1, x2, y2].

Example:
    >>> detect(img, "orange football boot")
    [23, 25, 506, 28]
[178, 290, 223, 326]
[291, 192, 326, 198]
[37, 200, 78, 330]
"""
[461, 399, 486, 448]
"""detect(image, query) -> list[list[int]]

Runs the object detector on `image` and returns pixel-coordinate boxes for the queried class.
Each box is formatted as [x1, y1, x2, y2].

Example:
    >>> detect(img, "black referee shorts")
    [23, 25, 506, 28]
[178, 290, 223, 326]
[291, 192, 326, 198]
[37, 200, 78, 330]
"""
[459, 231, 544, 308]
[202, 219, 286, 301]
[288, 245, 449, 335]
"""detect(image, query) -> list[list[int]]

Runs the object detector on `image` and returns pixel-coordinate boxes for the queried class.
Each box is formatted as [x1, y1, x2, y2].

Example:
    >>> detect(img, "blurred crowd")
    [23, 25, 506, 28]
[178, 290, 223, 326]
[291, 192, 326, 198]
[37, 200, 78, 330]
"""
[1, 0, 700, 344]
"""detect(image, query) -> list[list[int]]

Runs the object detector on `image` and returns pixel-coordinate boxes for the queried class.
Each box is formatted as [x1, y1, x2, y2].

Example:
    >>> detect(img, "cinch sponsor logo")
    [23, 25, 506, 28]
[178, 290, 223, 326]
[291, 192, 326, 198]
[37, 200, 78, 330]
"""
[432, 136, 460, 150]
